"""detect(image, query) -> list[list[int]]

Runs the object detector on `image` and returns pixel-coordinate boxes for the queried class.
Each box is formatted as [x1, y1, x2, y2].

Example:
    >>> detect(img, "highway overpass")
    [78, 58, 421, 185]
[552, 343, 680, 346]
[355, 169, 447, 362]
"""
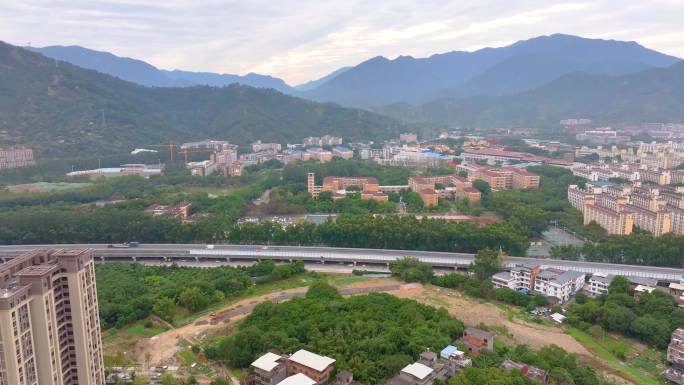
[0, 244, 683, 281]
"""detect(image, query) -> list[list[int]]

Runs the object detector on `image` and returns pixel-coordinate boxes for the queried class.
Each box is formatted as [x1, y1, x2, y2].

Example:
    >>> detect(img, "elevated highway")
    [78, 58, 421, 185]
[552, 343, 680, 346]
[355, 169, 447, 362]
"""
[0, 244, 683, 281]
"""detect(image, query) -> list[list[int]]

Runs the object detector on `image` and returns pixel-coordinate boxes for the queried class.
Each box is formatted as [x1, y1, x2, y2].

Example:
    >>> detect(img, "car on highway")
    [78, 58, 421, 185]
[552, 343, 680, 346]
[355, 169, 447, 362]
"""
[107, 241, 140, 248]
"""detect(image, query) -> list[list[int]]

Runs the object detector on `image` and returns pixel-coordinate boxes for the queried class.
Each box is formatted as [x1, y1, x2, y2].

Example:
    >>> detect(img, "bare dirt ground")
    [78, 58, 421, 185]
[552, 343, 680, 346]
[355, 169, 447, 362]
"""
[398, 284, 590, 355]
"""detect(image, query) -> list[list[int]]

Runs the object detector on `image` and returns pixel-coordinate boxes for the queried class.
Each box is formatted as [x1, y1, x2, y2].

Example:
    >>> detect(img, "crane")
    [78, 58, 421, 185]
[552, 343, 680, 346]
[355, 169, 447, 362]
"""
[144, 144, 213, 163]
[181, 148, 213, 163]
[144, 143, 178, 161]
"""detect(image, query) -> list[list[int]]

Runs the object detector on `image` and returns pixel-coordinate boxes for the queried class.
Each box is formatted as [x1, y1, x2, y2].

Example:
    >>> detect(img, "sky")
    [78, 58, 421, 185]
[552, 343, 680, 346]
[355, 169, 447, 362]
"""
[1, 0, 683, 85]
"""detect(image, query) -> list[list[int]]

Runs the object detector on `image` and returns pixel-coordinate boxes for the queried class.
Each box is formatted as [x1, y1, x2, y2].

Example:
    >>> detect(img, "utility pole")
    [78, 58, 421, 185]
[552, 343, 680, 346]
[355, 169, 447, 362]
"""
[101, 110, 106, 128]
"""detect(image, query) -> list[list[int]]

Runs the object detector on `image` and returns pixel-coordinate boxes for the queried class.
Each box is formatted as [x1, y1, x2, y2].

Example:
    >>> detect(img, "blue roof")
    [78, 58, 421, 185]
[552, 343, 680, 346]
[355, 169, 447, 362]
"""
[440, 345, 459, 359]
[424, 151, 447, 158]
[333, 146, 351, 151]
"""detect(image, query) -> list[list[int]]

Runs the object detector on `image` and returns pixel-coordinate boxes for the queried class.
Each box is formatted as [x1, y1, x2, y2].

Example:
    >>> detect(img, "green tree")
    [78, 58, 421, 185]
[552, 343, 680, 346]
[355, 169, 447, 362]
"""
[601, 305, 636, 333]
[179, 287, 209, 312]
[389, 257, 434, 283]
[306, 282, 342, 300]
[152, 297, 176, 322]
[470, 248, 504, 280]
[607, 276, 629, 295]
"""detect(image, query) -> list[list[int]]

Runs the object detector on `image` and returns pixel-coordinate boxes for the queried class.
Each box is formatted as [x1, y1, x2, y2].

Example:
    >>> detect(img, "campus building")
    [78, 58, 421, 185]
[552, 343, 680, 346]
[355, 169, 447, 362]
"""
[457, 164, 540, 191]
[408, 175, 482, 207]
[307, 174, 388, 202]
[0, 147, 36, 170]
[0, 249, 104, 385]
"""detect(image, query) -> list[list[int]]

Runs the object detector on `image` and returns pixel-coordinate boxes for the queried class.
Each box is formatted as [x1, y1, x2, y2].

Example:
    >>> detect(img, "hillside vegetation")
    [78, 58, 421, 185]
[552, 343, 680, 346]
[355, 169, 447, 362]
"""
[0, 42, 402, 158]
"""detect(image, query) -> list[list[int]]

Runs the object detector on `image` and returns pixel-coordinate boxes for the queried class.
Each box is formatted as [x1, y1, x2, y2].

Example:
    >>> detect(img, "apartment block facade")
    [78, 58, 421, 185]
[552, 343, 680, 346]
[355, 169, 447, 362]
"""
[0, 249, 104, 385]
[0, 147, 36, 170]
[568, 182, 684, 236]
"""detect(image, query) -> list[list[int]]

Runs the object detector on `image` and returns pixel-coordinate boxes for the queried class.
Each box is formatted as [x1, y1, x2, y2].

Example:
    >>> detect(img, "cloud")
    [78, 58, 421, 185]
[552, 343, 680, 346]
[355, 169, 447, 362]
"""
[0, 0, 682, 84]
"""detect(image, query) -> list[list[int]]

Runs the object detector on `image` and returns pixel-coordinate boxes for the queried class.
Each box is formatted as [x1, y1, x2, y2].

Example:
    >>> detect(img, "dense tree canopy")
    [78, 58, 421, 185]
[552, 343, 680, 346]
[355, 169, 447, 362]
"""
[96, 261, 304, 327]
[389, 257, 434, 283]
[568, 277, 684, 348]
[228, 215, 529, 255]
[205, 284, 464, 384]
[550, 233, 684, 268]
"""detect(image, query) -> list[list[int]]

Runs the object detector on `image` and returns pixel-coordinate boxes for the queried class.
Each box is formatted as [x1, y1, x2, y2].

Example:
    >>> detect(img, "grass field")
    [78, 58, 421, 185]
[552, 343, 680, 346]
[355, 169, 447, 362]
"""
[567, 327, 666, 385]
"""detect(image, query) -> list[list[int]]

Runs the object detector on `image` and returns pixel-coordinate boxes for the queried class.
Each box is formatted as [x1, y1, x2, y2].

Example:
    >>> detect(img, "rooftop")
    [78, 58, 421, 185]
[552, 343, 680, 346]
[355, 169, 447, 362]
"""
[589, 274, 613, 284]
[251, 352, 282, 372]
[492, 272, 513, 282]
[289, 349, 335, 372]
[440, 345, 463, 359]
[276, 374, 317, 385]
[14, 263, 58, 277]
[464, 327, 495, 341]
[401, 362, 433, 380]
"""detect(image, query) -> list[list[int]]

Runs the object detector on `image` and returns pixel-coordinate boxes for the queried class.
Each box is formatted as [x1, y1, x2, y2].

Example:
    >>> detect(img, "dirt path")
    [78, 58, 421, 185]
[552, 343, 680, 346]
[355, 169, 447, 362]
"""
[135, 279, 403, 368]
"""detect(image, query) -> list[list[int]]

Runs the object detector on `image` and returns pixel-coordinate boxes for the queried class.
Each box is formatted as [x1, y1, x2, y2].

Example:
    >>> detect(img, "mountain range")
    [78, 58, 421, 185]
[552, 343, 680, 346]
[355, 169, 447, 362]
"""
[301, 34, 681, 106]
[30, 34, 681, 110]
[375, 61, 684, 127]
[1, 42, 402, 157]
[27, 45, 296, 93]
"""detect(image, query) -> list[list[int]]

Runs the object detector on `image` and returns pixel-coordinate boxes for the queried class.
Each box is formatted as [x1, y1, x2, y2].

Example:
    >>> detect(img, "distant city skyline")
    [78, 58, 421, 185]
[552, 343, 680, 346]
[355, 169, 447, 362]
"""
[1, 0, 683, 84]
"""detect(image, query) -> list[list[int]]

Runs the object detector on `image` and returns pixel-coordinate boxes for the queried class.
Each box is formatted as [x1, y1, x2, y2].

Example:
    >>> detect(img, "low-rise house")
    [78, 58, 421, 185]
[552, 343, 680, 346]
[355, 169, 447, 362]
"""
[287, 349, 336, 384]
[670, 281, 684, 307]
[460, 328, 494, 355]
[533, 269, 586, 303]
[249, 350, 336, 385]
[491, 272, 517, 290]
[384, 351, 452, 385]
[627, 276, 658, 293]
[330, 371, 355, 385]
[585, 273, 613, 297]
[144, 201, 192, 220]
[500, 359, 549, 384]
[663, 328, 684, 385]
[634, 284, 656, 299]
[491, 264, 585, 302]
[250, 352, 288, 385]
[439, 345, 471, 368]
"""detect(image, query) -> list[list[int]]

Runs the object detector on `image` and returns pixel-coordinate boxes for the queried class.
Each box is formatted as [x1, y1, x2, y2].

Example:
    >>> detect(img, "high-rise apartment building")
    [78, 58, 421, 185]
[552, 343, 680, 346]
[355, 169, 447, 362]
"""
[0, 249, 104, 385]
